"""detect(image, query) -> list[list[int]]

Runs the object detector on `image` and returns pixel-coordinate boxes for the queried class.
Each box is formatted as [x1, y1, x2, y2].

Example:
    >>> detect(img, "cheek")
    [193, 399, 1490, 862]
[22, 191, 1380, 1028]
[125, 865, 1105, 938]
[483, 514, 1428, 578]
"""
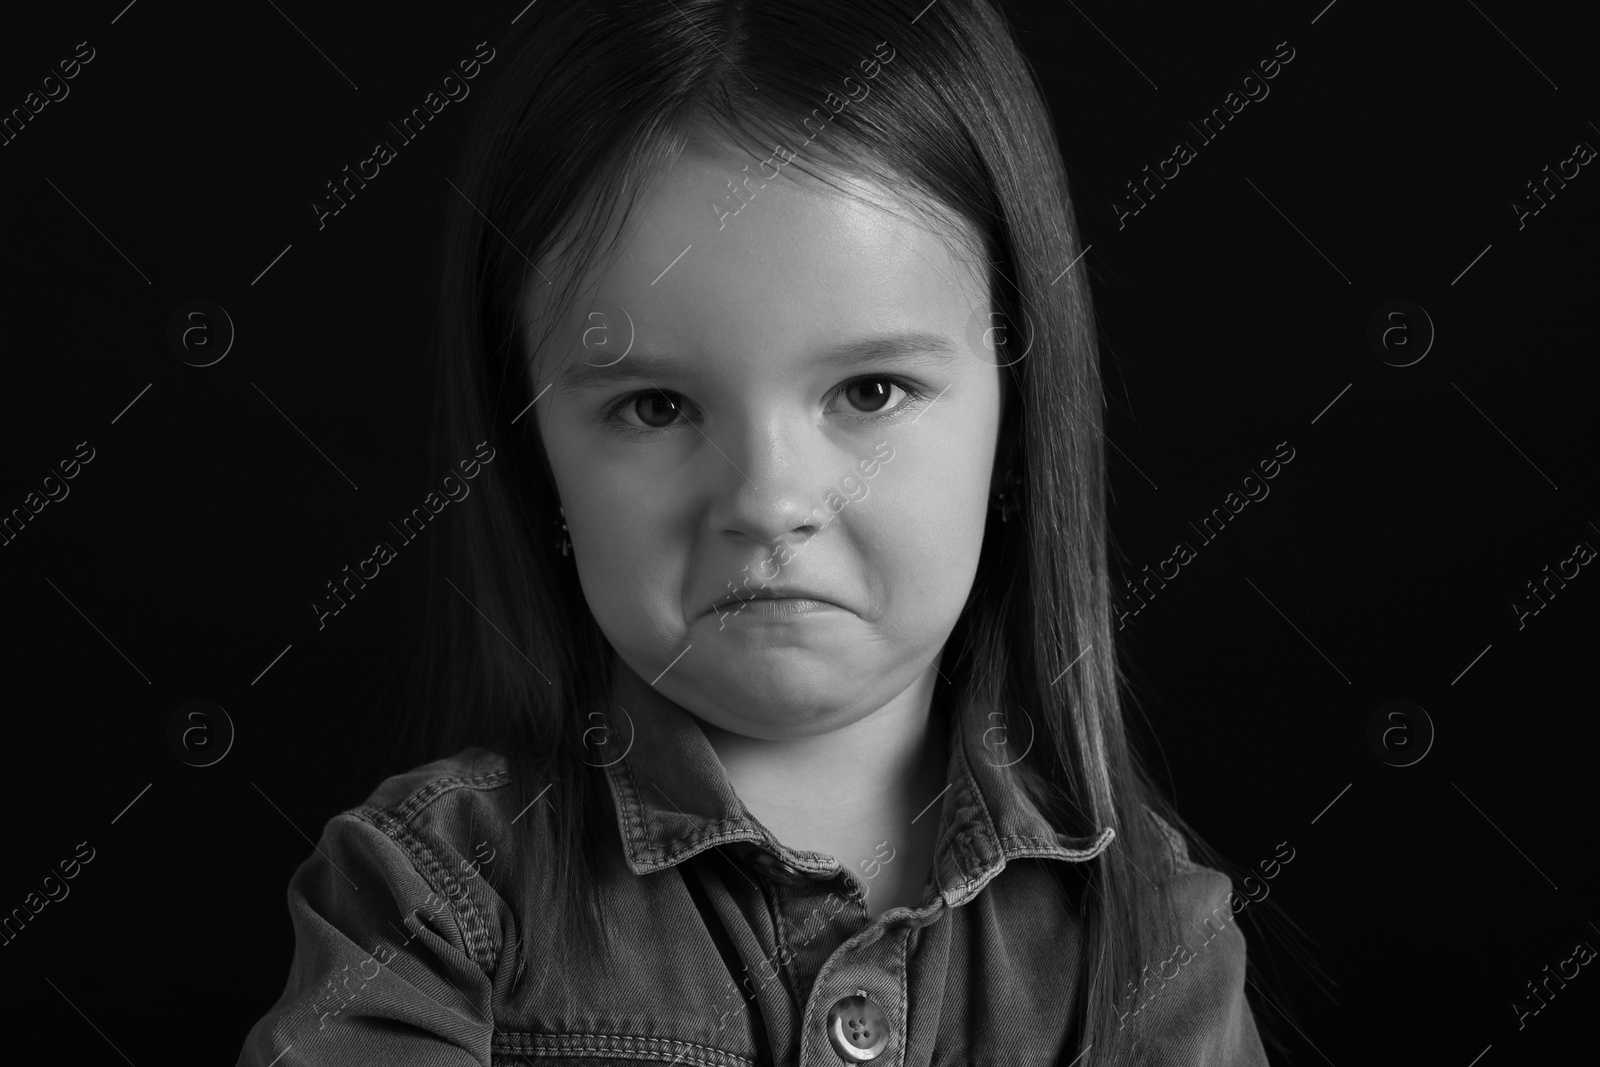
[863, 378, 1001, 611]
[568, 471, 691, 644]
[572, 498, 641, 569]
[584, 560, 684, 644]
[860, 447, 989, 619]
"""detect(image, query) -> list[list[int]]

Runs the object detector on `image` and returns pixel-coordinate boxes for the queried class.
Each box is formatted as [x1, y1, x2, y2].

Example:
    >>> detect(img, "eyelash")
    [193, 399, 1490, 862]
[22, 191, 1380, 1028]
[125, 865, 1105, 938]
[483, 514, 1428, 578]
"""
[601, 375, 932, 439]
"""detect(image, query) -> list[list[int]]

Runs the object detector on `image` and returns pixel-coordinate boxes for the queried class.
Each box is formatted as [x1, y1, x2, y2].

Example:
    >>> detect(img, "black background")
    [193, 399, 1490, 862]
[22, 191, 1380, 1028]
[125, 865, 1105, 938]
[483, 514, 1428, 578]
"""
[1, 1, 1596, 1063]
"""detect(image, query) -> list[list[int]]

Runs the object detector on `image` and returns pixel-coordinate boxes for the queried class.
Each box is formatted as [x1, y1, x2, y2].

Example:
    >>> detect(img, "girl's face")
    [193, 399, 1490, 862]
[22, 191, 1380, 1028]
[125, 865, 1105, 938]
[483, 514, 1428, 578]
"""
[528, 146, 1004, 741]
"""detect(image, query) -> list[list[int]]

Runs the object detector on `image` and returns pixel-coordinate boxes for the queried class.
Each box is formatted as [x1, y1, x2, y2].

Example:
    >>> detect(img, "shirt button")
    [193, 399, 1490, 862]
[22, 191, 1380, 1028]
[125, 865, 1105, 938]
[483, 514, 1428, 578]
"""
[826, 989, 889, 1062]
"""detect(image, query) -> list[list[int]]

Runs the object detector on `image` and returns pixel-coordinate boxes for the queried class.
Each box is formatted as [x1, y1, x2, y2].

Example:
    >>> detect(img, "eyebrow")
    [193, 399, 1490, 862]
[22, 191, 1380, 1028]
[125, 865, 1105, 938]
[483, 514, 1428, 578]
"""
[551, 330, 966, 393]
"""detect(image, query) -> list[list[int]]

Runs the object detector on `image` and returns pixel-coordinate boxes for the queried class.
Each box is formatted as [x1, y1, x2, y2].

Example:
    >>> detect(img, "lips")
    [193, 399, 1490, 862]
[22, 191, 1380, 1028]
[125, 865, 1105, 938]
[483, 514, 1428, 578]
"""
[711, 582, 844, 612]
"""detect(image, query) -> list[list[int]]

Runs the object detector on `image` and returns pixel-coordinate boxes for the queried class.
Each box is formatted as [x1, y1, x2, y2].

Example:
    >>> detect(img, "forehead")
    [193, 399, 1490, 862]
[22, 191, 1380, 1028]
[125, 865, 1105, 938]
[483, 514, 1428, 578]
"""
[525, 148, 989, 379]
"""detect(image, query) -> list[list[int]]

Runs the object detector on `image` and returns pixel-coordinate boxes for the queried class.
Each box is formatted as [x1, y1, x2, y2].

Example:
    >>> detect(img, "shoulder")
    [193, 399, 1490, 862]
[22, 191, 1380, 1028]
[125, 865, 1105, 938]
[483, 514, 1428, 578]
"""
[334, 747, 519, 889]
[1124, 808, 1270, 1062]
[334, 745, 529, 918]
[1140, 806, 1241, 947]
[348, 745, 514, 832]
[239, 749, 530, 1059]
[303, 747, 533, 977]
[1145, 806, 1198, 876]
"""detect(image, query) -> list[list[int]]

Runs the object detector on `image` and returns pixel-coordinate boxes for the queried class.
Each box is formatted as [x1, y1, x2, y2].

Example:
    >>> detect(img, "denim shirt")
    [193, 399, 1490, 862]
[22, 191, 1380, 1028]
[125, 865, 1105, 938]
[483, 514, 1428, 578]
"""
[239, 658, 1268, 1065]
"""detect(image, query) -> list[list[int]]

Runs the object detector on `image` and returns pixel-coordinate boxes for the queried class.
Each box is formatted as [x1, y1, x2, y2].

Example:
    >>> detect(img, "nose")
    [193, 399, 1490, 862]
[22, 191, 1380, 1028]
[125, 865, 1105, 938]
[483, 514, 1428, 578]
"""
[705, 415, 834, 549]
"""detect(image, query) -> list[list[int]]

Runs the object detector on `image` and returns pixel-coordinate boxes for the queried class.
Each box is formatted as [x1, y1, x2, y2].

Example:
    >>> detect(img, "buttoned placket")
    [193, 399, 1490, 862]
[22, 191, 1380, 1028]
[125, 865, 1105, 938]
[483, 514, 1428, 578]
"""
[786, 744, 1015, 1066]
[716, 833, 946, 1066]
[601, 656, 1116, 1066]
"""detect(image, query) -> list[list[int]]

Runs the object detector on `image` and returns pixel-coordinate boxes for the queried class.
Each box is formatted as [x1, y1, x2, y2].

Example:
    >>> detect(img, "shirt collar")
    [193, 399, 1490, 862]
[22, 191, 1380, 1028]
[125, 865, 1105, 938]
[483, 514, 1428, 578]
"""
[600, 654, 1115, 908]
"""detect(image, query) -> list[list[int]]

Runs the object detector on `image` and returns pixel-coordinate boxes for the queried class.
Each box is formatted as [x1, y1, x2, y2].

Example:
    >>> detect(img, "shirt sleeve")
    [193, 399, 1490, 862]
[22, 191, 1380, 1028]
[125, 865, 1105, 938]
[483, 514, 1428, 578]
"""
[235, 809, 499, 1066]
[1126, 819, 1272, 1065]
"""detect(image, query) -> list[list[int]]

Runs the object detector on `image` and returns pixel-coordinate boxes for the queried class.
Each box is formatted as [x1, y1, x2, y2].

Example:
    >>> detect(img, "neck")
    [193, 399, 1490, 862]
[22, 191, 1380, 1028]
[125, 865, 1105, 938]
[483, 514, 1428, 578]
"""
[695, 668, 951, 858]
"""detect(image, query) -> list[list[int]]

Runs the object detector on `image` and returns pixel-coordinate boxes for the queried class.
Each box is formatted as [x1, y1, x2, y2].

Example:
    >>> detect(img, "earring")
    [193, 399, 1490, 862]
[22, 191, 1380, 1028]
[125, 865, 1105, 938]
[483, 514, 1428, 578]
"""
[553, 506, 571, 556]
[989, 466, 1024, 524]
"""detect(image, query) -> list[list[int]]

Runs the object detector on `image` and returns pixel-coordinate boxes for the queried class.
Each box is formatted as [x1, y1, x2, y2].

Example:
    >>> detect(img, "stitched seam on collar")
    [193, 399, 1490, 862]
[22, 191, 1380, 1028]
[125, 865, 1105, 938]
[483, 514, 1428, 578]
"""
[650, 822, 769, 866]
[945, 829, 980, 899]
[998, 831, 1112, 860]
[1008, 827, 1116, 860]
[612, 780, 790, 870]
[611, 758, 654, 861]
[952, 741, 1001, 879]
[947, 758, 998, 895]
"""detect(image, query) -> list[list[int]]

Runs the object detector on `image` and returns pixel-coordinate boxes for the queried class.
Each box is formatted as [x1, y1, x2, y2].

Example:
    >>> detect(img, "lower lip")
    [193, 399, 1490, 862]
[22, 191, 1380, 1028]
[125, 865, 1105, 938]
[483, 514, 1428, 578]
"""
[715, 597, 845, 618]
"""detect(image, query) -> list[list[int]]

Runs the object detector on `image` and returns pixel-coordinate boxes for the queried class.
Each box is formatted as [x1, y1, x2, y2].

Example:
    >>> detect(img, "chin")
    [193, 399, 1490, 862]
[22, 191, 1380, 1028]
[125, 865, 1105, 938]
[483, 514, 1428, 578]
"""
[683, 663, 875, 735]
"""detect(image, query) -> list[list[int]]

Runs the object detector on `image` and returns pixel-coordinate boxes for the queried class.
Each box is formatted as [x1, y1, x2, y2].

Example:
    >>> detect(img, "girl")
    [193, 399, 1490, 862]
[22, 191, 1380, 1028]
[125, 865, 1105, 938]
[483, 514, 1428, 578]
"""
[241, 1, 1275, 1063]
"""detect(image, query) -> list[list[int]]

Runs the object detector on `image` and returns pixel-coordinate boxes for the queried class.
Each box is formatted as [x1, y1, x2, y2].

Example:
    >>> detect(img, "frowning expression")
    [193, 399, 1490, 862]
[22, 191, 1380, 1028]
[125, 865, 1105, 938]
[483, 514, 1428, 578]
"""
[527, 145, 1004, 741]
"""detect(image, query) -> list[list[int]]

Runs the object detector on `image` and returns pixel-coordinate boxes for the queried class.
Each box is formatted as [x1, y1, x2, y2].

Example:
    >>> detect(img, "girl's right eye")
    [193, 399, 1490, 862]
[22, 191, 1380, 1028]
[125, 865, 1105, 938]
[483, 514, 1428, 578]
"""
[606, 389, 698, 436]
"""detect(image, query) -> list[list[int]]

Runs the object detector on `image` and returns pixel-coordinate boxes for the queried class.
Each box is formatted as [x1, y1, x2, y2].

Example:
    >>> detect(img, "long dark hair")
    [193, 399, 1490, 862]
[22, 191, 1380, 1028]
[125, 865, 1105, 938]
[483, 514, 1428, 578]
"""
[391, 0, 1291, 1060]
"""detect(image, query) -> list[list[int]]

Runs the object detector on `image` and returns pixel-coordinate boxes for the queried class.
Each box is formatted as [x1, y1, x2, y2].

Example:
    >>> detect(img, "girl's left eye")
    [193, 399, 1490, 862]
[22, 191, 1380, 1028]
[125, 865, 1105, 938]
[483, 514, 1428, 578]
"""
[830, 374, 933, 423]
[832, 376, 920, 418]
[602, 375, 929, 437]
